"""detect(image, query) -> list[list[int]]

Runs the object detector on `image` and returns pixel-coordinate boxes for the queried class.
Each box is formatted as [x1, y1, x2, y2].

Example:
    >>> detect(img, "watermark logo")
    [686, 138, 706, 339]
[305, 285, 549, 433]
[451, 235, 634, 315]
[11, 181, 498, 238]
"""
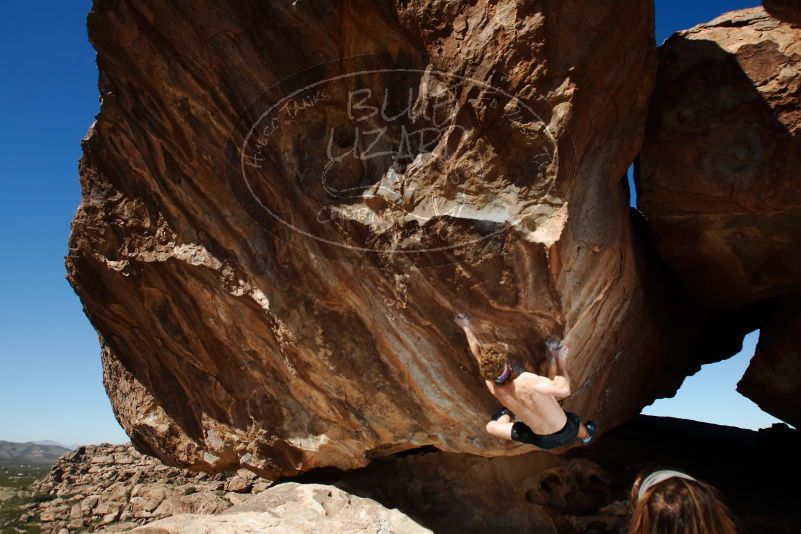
[226, 55, 561, 265]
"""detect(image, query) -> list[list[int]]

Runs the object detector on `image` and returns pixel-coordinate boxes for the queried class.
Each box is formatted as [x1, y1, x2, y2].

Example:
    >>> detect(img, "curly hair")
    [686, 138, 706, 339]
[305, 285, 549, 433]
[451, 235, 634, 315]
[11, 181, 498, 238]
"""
[478, 343, 508, 382]
[629, 469, 736, 534]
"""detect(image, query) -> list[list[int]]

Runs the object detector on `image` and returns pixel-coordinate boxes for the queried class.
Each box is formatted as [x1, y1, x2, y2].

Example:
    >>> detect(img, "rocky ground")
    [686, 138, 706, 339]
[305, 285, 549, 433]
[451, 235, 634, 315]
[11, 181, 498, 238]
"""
[3, 415, 800, 532]
[14, 444, 270, 533]
[132, 483, 432, 534]
[5, 445, 430, 534]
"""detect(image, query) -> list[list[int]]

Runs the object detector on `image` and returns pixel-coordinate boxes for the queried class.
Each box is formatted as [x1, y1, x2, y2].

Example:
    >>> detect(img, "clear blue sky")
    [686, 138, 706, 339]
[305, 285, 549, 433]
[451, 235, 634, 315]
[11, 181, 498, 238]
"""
[642, 331, 782, 430]
[0, 1, 768, 446]
[0, 0, 125, 445]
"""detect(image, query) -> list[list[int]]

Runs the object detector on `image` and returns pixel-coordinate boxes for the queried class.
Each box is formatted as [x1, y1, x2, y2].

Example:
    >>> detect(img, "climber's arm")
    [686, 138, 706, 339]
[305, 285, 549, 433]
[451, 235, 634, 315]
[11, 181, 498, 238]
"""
[517, 372, 572, 399]
[540, 338, 572, 399]
[543, 375, 572, 399]
[462, 327, 483, 360]
[454, 314, 483, 359]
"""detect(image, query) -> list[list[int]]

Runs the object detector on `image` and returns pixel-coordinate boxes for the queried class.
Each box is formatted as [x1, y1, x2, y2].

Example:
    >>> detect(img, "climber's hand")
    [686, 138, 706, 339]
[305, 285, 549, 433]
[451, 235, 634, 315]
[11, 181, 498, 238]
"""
[453, 313, 470, 328]
[546, 337, 568, 361]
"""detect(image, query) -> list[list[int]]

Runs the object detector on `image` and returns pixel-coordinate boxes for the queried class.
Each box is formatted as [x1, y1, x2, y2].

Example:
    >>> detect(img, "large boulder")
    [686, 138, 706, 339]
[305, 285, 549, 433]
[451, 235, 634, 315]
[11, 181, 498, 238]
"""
[736, 297, 801, 426]
[131, 483, 431, 534]
[68, 0, 718, 477]
[763, 0, 801, 26]
[638, 7, 801, 426]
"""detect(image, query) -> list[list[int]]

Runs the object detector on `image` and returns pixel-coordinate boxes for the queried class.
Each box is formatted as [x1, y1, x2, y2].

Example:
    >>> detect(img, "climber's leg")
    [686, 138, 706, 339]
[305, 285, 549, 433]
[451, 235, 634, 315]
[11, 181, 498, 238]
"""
[485, 419, 514, 441]
[507, 415, 584, 449]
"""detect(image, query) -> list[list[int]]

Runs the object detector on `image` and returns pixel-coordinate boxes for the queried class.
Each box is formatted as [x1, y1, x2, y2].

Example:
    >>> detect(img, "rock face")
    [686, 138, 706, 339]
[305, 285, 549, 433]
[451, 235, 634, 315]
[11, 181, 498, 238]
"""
[638, 7, 801, 426]
[132, 483, 432, 534]
[25, 444, 269, 533]
[736, 298, 801, 427]
[763, 0, 801, 26]
[67, 0, 730, 478]
[334, 448, 624, 533]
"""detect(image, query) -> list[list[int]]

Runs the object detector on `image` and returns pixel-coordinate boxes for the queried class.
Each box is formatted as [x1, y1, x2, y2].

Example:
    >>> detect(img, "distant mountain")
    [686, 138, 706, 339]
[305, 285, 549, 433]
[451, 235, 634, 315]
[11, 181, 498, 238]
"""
[0, 441, 70, 464]
[32, 440, 67, 448]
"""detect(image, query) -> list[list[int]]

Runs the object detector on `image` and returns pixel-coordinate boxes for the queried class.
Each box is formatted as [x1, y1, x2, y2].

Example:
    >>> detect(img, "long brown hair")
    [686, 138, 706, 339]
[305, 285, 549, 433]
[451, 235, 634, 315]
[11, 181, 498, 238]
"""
[629, 469, 737, 534]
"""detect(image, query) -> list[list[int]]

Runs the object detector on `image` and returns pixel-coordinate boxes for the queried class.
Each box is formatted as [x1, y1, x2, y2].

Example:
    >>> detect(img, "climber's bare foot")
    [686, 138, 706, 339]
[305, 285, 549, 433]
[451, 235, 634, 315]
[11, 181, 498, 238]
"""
[453, 313, 470, 329]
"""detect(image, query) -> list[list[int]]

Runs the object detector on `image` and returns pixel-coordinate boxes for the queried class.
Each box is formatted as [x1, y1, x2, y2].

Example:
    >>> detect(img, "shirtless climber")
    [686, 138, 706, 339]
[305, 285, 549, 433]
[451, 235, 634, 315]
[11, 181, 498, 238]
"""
[454, 314, 596, 449]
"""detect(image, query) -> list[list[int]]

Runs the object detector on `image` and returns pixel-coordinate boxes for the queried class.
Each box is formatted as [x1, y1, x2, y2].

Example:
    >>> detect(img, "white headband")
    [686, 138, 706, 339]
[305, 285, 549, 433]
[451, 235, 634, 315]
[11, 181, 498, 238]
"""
[637, 470, 697, 502]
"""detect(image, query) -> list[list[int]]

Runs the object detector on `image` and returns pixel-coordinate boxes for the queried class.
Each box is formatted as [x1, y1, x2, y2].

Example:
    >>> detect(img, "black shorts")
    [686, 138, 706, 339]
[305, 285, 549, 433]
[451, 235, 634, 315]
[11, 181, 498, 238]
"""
[510, 412, 581, 450]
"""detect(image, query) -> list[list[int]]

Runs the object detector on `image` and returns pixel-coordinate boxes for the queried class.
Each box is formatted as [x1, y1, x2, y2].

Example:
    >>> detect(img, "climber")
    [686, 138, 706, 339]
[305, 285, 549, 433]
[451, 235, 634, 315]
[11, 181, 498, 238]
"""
[454, 313, 596, 450]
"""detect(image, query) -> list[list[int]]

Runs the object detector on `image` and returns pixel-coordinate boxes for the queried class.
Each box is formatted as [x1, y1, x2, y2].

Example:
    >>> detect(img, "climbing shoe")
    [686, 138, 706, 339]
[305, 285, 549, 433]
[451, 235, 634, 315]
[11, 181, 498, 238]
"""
[491, 407, 511, 421]
[581, 421, 597, 445]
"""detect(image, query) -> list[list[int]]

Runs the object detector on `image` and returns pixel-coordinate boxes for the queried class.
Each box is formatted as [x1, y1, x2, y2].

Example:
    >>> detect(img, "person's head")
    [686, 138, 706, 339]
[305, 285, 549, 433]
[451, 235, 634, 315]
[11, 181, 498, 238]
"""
[629, 468, 736, 534]
[477, 343, 510, 384]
